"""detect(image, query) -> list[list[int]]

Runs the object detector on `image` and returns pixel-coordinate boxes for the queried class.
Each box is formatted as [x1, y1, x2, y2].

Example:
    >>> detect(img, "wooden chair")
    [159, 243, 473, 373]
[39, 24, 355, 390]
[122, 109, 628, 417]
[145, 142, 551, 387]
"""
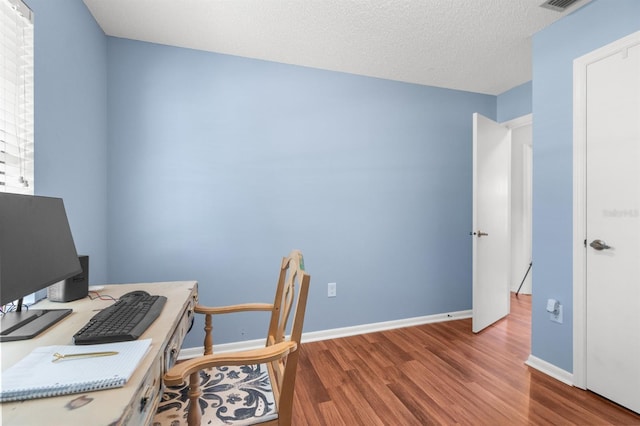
[155, 250, 310, 426]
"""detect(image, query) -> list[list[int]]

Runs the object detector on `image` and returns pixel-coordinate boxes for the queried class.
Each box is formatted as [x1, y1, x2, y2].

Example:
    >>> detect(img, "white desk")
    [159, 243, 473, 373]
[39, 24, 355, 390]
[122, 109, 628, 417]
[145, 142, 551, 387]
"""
[1, 281, 198, 425]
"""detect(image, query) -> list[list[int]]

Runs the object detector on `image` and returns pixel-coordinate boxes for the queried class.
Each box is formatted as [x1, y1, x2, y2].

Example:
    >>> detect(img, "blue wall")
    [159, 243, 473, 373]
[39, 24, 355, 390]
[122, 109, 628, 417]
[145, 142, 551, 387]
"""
[531, 0, 640, 372]
[22, 0, 545, 354]
[26, 0, 640, 374]
[106, 38, 495, 347]
[26, 0, 109, 284]
[497, 81, 532, 123]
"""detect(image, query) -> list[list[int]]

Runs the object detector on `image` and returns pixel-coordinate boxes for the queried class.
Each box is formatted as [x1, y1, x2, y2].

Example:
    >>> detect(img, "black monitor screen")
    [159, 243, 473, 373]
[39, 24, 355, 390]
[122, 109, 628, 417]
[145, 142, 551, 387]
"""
[0, 193, 82, 306]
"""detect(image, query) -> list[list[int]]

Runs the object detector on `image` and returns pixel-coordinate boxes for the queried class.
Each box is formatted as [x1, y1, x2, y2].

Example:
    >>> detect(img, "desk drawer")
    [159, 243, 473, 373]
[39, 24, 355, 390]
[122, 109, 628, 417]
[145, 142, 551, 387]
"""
[119, 354, 162, 425]
[164, 292, 196, 372]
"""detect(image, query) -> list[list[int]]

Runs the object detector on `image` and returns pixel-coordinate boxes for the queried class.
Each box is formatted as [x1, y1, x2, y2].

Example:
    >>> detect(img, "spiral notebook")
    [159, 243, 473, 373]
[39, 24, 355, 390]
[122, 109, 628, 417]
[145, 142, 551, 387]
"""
[0, 339, 151, 402]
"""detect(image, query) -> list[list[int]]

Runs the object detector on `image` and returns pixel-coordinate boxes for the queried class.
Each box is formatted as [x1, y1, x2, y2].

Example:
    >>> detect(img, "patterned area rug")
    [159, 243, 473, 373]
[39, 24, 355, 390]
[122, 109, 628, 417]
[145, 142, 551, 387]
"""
[153, 364, 277, 426]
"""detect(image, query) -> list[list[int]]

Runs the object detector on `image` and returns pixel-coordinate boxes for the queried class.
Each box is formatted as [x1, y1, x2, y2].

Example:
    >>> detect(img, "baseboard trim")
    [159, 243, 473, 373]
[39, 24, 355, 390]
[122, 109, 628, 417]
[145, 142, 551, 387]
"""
[525, 354, 574, 386]
[179, 309, 472, 360]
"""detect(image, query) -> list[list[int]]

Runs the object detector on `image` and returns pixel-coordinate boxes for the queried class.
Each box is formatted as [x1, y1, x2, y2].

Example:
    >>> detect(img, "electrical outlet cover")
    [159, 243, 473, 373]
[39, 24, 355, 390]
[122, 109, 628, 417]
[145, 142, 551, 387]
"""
[550, 305, 563, 324]
[328, 282, 337, 297]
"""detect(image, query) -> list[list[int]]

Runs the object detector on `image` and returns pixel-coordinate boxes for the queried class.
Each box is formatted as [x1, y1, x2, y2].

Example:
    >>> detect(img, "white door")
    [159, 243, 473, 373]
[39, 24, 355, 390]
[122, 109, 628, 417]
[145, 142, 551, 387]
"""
[585, 41, 640, 413]
[472, 113, 511, 333]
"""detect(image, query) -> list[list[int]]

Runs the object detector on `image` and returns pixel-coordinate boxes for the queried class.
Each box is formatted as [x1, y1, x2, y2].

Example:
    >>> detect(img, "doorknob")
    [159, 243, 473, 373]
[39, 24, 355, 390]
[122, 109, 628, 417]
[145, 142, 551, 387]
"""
[589, 239, 611, 250]
[476, 231, 489, 238]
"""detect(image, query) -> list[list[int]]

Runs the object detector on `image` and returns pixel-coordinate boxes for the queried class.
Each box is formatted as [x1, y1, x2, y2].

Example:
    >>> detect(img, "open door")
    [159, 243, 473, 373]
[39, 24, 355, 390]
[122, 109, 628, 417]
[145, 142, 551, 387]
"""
[472, 113, 511, 333]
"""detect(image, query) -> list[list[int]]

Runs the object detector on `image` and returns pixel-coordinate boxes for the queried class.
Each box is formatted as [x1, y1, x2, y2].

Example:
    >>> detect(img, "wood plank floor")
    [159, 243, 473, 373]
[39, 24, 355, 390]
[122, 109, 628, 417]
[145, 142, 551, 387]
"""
[292, 294, 640, 425]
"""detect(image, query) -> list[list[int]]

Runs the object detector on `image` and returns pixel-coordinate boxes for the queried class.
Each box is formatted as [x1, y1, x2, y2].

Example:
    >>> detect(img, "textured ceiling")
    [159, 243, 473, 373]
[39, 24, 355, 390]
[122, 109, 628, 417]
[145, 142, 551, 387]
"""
[82, 0, 590, 95]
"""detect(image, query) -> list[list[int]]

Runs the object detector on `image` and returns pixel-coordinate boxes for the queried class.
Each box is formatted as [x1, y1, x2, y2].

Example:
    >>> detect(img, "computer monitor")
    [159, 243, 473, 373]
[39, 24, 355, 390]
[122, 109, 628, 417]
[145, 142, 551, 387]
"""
[0, 193, 82, 341]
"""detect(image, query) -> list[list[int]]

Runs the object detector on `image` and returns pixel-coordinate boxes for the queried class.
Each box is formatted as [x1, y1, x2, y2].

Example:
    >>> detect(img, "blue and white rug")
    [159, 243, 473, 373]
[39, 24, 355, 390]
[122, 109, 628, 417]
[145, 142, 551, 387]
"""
[154, 364, 277, 426]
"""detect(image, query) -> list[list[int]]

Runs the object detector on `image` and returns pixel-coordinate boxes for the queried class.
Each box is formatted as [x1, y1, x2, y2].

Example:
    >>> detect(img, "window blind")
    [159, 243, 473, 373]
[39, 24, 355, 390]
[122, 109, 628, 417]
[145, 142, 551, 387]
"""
[1, 0, 33, 195]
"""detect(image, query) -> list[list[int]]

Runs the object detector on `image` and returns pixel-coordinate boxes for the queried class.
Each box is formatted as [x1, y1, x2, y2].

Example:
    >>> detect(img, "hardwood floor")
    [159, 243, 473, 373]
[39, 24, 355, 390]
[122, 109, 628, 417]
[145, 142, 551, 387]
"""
[291, 294, 640, 425]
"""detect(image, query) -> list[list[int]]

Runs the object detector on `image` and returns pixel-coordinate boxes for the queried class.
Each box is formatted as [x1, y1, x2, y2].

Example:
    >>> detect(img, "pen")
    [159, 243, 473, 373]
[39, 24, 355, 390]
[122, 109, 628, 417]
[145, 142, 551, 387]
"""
[52, 351, 119, 362]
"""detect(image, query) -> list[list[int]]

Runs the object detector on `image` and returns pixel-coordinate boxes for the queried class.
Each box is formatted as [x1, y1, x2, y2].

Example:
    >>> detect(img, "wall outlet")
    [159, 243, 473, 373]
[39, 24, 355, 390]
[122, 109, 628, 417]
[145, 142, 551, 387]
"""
[327, 282, 337, 297]
[550, 304, 563, 323]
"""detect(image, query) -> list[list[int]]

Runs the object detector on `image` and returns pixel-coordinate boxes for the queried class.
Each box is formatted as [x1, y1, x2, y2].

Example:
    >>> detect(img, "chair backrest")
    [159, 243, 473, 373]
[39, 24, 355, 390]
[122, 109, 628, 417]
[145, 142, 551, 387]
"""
[265, 249, 310, 424]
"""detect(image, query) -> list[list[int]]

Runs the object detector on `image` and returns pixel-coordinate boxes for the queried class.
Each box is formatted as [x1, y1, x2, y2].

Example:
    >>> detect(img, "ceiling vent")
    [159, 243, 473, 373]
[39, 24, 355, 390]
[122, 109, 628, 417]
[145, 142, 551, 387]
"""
[540, 0, 585, 12]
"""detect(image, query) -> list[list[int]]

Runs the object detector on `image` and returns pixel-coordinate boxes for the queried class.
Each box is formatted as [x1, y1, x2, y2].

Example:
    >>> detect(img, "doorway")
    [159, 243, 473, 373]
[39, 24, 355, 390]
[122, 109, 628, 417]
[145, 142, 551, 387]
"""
[506, 115, 533, 295]
[471, 113, 532, 333]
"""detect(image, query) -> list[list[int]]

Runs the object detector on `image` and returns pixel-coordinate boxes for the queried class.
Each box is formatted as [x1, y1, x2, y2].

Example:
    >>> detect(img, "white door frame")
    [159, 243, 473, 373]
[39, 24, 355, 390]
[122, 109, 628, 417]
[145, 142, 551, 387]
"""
[572, 30, 640, 390]
[502, 113, 532, 130]
[502, 114, 533, 294]
[500, 113, 533, 294]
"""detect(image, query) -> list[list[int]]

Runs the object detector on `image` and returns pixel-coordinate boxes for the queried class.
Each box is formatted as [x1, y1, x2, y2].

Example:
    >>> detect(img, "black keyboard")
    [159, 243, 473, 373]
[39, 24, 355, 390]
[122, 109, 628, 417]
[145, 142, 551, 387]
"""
[73, 290, 167, 345]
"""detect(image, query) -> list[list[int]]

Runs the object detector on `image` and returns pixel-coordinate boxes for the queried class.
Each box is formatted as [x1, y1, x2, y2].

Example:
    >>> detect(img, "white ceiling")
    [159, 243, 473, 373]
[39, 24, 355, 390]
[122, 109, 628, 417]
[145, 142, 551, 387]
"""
[82, 0, 589, 95]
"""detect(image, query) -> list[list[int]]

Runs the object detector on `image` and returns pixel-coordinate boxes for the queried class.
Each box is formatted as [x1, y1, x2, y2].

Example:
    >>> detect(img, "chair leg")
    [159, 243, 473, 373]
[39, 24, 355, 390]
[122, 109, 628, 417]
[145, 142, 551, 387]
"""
[203, 313, 213, 355]
[187, 372, 202, 426]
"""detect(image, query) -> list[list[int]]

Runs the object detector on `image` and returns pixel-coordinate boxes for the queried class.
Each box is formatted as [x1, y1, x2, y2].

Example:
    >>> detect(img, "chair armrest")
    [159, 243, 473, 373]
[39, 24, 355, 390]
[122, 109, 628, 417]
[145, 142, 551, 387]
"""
[163, 341, 297, 387]
[194, 303, 273, 315]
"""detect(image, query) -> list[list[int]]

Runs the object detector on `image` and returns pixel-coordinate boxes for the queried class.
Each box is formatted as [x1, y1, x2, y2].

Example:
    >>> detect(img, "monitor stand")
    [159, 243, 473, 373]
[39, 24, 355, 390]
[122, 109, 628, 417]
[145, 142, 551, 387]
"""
[0, 304, 72, 342]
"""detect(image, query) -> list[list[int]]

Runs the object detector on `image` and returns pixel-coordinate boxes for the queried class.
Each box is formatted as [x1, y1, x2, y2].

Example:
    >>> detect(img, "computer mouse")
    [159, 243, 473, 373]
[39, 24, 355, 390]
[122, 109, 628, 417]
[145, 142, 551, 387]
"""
[121, 290, 150, 299]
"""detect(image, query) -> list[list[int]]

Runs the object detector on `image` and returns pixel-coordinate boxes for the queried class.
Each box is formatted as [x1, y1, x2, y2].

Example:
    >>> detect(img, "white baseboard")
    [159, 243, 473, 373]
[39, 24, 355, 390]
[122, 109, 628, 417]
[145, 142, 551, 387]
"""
[179, 338, 266, 360]
[179, 309, 472, 360]
[525, 354, 574, 386]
